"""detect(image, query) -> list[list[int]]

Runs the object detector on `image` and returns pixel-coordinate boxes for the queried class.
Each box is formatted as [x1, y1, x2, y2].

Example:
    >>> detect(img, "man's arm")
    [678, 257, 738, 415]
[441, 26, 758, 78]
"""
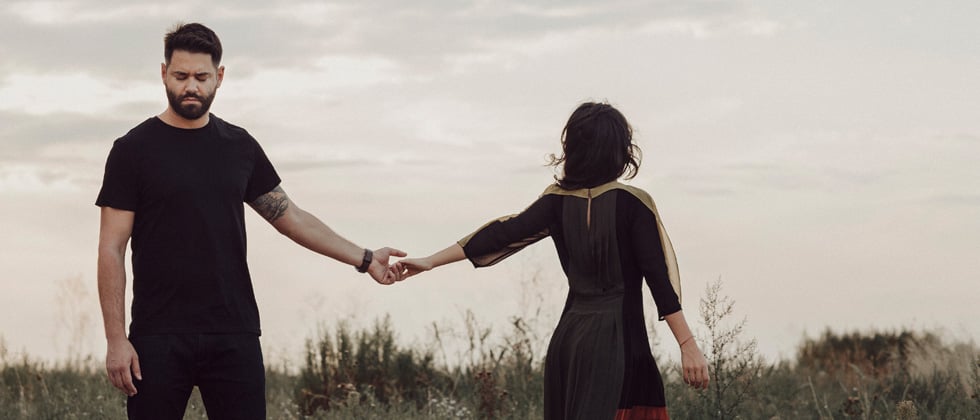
[249, 186, 405, 284]
[97, 206, 141, 396]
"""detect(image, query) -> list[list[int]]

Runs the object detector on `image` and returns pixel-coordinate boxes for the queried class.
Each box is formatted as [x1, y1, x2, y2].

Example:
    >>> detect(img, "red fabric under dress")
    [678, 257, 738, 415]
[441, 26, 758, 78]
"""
[615, 405, 670, 420]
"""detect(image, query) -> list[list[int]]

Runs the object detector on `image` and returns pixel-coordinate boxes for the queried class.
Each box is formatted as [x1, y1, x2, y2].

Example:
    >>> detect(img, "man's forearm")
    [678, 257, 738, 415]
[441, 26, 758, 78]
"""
[97, 250, 128, 340]
[275, 207, 364, 267]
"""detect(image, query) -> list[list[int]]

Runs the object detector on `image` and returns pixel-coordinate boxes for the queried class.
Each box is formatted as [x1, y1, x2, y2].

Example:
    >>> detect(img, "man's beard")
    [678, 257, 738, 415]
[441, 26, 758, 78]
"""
[166, 88, 216, 120]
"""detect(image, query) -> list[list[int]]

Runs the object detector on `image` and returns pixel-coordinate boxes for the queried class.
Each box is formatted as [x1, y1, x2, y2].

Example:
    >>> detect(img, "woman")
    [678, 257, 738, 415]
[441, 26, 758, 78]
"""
[394, 102, 709, 420]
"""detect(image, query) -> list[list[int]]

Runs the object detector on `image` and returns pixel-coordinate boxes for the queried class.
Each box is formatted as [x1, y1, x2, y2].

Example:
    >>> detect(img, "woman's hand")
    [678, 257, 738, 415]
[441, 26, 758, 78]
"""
[680, 338, 710, 390]
[390, 244, 465, 281]
[393, 257, 434, 280]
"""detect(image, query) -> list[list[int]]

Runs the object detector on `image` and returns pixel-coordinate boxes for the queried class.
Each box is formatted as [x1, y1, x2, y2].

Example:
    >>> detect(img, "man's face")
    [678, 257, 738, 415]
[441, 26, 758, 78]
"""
[162, 50, 224, 121]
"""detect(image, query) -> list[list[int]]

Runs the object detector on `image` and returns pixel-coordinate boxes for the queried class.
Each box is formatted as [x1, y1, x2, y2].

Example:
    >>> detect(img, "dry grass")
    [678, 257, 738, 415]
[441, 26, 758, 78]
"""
[3, 278, 977, 419]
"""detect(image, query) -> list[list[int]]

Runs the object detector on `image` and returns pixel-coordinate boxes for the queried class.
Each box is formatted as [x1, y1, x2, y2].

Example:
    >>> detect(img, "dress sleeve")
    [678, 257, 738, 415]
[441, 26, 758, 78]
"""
[629, 196, 682, 319]
[458, 194, 559, 268]
[95, 139, 139, 211]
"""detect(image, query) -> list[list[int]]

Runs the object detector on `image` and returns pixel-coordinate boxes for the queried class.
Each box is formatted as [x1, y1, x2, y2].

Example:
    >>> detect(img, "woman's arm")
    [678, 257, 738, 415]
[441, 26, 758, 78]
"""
[664, 310, 710, 389]
[394, 243, 466, 279]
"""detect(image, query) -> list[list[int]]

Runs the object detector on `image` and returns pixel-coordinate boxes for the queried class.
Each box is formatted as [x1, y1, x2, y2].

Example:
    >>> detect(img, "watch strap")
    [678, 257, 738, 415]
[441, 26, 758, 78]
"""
[356, 248, 373, 273]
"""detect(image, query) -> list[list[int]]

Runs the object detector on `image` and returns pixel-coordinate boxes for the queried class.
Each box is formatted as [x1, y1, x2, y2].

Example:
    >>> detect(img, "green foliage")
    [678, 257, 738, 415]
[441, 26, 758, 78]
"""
[972, 355, 980, 419]
[666, 278, 763, 420]
[294, 316, 439, 415]
[441, 312, 545, 419]
[2, 280, 977, 419]
[790, 329, 978, 419]
[0, 357, 127, 419]
[797, 329, 941, 379]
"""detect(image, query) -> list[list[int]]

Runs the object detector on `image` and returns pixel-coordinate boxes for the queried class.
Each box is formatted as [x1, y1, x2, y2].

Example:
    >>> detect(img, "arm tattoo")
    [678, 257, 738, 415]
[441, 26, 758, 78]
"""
[249, 186, 290, 223]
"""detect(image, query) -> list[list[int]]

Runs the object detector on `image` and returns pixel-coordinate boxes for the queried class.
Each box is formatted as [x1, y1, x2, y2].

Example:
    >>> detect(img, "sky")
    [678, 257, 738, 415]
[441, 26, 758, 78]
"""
[0, 0, 977, 366]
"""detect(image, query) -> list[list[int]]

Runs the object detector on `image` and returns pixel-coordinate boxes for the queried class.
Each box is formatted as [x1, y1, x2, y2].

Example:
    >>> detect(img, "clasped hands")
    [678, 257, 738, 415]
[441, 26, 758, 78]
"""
[363, 247, 432, 285]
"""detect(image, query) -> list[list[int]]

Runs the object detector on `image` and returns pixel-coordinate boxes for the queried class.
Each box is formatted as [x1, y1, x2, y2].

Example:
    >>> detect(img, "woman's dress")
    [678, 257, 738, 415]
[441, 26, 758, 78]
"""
[459, 181, 682, 420]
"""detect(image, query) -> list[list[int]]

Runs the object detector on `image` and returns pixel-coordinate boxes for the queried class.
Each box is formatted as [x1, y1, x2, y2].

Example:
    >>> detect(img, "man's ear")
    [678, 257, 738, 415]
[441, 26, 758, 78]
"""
[160, 62, 167, 83]
[216, 65, 225, 89]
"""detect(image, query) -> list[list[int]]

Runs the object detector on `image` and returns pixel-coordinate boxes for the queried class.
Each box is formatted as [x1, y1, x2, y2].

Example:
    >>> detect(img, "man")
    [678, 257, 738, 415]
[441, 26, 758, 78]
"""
[96, 22, 403, 418]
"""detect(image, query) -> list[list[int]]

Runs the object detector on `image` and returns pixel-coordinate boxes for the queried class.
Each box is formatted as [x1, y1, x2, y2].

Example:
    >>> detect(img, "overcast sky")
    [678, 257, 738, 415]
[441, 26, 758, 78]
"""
[1, 0, 977, 364]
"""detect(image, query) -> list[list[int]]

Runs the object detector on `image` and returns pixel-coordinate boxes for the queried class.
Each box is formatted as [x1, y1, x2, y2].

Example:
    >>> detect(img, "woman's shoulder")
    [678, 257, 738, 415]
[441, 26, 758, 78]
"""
[539, 181, 662, 216]
[614, 183, 654, 204]
[616, 184, 661, 215]
[541, 181, 652, 201]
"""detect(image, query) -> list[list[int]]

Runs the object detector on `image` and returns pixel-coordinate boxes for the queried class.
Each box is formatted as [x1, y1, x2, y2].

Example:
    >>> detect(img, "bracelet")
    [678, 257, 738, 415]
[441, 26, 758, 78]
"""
[679, 336, 695, 347]
[356, 248, 373, 273]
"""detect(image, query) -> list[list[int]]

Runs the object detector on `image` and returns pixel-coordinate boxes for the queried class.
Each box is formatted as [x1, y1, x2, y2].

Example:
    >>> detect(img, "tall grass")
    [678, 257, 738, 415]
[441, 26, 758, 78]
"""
[2, 278, 977, 419]
[666, 279, 763, 419]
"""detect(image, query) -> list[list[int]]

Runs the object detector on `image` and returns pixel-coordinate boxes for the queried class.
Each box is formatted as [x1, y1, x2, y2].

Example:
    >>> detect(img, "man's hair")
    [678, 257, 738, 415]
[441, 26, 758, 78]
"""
[549, 102, 641, 190]
[164, 22, 222, 67]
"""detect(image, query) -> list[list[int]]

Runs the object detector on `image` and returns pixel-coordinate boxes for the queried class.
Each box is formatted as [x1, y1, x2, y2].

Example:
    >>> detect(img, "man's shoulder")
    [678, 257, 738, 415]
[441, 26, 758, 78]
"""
[111, 117, 161, 150]
[118, 117, 160, 139]
[209, 115, 254, 142]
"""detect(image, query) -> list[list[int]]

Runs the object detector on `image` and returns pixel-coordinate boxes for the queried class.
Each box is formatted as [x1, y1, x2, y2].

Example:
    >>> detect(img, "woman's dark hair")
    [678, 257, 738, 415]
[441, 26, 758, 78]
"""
[164, 22, 223, 67]
[549, 102, 641, 190]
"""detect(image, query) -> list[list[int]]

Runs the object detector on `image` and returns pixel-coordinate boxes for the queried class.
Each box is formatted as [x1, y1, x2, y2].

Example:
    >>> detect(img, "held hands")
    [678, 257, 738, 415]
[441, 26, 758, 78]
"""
[367, 247, 408, 285]
[370, 244, 462, 284]
[680, 337, 710, 390]
[391, 257, 434, 280]
[386, 243, 462, 281]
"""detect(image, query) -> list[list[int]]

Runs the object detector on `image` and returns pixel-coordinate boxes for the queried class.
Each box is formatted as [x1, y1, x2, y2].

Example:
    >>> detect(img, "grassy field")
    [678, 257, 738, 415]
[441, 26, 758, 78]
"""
[2, 281, 977, 419]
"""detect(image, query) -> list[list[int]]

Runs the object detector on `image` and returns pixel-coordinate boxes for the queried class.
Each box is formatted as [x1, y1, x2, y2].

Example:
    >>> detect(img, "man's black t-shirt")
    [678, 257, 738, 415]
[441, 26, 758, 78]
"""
[96, 115, 281, 336]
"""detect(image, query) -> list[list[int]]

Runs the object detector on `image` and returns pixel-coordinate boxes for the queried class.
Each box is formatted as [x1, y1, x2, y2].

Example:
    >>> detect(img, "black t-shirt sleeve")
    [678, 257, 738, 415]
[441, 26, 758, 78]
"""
[243, 139, 282, 203]
[628, 195, 681, 319]
[95, 139, 139, 211]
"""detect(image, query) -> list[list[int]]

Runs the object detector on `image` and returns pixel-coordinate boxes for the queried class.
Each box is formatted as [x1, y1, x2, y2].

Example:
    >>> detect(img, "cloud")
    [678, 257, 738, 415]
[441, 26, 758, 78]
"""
[0, 110, 134, 159]
[0, 109, 140, 193]
[664, 127, 980, 208]
[3, 0, 314, 25]
[0, 163, 87, 193]
[0, 73, 160, 116]
[639, 16, 785, 38]
[1, 0, 778, 80]
[927, 193, 980, 207]
[6, 0, 180, 25]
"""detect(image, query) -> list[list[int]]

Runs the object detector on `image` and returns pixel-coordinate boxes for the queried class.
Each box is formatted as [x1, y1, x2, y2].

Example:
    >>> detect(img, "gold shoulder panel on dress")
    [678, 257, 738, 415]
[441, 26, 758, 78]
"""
[541, 181, 682, 302]
[540, 181, 624, 199]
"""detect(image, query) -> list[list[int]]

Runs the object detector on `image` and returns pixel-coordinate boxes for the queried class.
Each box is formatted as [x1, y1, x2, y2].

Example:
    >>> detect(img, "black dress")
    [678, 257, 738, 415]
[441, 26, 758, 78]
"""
[459, 182, 682, 420]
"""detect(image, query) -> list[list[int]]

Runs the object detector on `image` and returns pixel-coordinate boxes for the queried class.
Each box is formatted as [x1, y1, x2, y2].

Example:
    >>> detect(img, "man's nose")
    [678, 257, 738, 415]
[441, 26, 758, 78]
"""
[185, 79, 201, 93]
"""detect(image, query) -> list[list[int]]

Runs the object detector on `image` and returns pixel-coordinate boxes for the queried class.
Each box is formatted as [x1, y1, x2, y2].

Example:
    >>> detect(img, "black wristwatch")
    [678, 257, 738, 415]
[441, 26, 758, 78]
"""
[356, 248, 373, 273]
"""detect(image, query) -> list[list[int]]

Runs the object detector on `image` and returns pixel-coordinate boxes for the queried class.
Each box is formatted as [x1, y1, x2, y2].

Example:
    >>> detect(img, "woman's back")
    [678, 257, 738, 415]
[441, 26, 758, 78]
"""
[457, 182, 682, 419]
[395, 102, 709, 419]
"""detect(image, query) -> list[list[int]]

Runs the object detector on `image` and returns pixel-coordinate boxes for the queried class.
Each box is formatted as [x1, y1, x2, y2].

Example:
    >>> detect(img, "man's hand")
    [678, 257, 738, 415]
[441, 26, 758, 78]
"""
[106, 337, 141, 396]
[367, 247, 407, 285]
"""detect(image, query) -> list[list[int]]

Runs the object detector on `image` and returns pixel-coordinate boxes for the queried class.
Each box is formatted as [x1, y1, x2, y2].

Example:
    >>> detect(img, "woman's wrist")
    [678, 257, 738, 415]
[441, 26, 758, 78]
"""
[679, 335, 696, 348]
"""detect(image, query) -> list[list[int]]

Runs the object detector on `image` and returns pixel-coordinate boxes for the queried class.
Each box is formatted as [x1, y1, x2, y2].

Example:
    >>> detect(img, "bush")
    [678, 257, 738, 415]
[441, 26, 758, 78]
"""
[294, 316, 439, 415]
[666, 278, 762, 419]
